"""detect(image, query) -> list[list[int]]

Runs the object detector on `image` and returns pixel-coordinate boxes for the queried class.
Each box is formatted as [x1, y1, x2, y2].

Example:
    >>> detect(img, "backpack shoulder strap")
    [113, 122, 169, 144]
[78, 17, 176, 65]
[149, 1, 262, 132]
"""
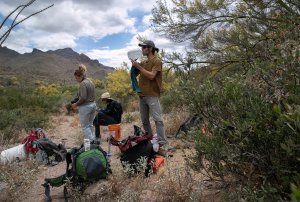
[66, 147, 81, 177]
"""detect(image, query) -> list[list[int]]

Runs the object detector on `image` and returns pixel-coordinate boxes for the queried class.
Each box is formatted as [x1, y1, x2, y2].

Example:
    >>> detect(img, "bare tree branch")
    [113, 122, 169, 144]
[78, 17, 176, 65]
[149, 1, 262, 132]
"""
[0, 0, 34, 30]
[0, 0, 54, 46]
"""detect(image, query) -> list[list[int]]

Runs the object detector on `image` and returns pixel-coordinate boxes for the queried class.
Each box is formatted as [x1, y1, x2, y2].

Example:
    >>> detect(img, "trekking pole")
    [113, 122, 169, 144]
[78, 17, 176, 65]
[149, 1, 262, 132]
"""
[107, 136, 111, 163]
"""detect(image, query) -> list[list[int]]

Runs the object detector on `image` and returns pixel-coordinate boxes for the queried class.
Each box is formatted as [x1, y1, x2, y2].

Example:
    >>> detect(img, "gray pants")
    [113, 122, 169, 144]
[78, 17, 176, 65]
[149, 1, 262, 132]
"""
[139, 96, 167, 145]
[78, 102, 97, 141]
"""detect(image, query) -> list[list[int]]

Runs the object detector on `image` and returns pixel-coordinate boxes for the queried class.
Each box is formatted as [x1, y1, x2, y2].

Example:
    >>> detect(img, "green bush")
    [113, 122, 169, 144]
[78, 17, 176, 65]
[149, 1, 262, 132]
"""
[0, 86, 72, 141]
[183, 75, 300, 200]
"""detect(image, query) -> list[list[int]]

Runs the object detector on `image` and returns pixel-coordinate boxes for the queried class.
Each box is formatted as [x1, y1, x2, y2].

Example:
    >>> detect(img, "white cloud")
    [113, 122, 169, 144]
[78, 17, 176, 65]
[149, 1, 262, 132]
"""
[84, 28, 189, 68]
[142, 14, 152, 27]
[85, 48, 130, 68]
[0, 0, 155, 37]
[0, 0, 188, 67]
[33, 33, 77, 50]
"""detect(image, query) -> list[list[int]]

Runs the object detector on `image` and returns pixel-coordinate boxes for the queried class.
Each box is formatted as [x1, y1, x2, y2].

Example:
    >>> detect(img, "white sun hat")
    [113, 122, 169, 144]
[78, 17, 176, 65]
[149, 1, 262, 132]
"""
[101, 92, 111, 99]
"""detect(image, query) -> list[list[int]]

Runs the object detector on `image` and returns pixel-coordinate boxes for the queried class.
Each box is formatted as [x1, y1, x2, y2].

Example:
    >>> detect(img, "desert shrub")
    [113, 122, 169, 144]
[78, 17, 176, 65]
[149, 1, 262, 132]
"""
[291, 184, 300, 202]
[106, 68, 133, 98]
[104, 68, 136, 111]
[0, 86, 71, 141]
[183, 75, 300, 200]
[105, 66, 179, 113]
[34, 83, 60, 95]
[160, 80, 187, 113]
[160, 89, 182, 113]
[151, 0, 300, 199]
[0, 76, 20, 87]
[93, 79, 105, 89]
[34, 80, 44, 86]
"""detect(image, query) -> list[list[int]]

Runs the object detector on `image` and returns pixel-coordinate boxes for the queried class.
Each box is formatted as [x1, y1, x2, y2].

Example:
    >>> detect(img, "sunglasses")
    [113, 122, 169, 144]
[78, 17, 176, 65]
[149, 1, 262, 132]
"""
[142, 46, 151, 49]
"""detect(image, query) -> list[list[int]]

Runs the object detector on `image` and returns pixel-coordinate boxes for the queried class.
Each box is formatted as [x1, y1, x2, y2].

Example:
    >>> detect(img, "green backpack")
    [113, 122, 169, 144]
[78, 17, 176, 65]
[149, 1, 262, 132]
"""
[73, 148, 108, 181]
[43, 144, 109, 201]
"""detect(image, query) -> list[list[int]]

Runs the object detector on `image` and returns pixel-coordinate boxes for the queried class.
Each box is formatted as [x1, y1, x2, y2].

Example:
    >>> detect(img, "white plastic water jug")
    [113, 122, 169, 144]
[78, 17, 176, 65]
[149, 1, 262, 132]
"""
[127, 49, 142, 61]
[0, 144, 27, 164]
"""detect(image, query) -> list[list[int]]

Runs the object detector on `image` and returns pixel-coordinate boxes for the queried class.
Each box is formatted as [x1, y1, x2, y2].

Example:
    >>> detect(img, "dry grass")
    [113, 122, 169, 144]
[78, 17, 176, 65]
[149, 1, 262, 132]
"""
[73, 155, 204, 202]
[70, 115, 80, 128]
[0, 160, 39, 202]
[0, 107, 220, 201]
[74, 129, 84, 146]
[125, 99, 139, 112]
[122, 111, 140, 124]
[163, 107, 190, 137]
[120, 107, 190, 139]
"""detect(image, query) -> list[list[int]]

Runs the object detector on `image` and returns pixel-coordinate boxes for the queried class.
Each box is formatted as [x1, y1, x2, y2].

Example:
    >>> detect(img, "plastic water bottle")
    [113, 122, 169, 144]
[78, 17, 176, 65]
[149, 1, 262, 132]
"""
[84, 139, 90, 151]
[151, 134, 159, 152]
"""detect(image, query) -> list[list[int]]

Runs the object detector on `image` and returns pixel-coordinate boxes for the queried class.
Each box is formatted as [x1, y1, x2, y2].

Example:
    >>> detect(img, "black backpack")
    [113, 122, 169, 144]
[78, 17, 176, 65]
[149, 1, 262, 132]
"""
[120, 140, 155, 177]
[112, 125, 155, 177]
[35, 138, 67, 165]
[112, 101, 123, 123]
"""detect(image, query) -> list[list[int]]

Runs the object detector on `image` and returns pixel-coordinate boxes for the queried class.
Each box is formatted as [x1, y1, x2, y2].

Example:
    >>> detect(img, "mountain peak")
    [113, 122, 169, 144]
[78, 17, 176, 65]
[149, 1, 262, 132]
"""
[47, 48, 78, 58]
[0, 46, 20, 57]
[0, 46, 114, 84]
[32, 48, 43, 54]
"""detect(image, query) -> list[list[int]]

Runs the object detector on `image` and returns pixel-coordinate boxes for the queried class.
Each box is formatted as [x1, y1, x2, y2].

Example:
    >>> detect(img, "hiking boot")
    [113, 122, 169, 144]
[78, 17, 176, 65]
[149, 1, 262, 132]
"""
[157, 145, 167, 157]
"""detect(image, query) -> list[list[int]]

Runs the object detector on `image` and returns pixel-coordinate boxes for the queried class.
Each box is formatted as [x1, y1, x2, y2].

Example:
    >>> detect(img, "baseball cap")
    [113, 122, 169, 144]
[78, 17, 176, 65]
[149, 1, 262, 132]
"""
[138, 40, 159, 52]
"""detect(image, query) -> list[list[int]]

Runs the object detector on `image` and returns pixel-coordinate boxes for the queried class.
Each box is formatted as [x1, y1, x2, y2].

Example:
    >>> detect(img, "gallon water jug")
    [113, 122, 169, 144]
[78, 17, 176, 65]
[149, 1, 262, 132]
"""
[0, 144, 27, 164]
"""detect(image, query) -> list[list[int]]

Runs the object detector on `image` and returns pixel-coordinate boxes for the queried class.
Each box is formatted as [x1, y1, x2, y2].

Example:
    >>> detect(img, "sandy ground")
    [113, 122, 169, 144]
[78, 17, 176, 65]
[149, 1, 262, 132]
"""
[8, 112, 222, 202]
[12, 113, 147, 201]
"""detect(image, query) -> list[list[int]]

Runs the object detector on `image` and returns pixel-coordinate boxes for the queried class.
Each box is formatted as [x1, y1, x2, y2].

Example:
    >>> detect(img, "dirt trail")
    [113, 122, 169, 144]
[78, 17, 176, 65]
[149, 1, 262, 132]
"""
[15, 113, 140, 202]
[14, 112, 220, 202]
[15, 114, 81, 202]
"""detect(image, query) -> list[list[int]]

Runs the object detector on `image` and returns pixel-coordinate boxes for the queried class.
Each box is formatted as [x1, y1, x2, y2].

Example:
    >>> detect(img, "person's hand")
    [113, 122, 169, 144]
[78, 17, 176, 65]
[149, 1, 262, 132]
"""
[71, 103, 77, 110]
[65, 103, 72, 112]
[131, 59, 140, 69]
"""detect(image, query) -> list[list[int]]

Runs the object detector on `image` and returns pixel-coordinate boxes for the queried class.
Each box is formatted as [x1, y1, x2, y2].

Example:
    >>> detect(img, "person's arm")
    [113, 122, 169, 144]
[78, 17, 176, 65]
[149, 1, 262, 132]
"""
[131, 60, 158, 80]
[70, 94, 79, 104]
[102, 101, 115, 115]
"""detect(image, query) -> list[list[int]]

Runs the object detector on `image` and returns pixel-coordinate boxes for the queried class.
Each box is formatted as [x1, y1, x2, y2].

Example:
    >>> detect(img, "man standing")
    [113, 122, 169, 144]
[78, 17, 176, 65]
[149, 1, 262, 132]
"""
[131, 40, 167, 155]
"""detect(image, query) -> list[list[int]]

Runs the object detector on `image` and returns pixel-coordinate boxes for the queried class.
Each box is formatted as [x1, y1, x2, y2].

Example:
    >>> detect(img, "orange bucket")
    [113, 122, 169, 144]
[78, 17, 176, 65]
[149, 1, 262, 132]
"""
[152, 155, 165, 173]
[108, 124, 121, 140]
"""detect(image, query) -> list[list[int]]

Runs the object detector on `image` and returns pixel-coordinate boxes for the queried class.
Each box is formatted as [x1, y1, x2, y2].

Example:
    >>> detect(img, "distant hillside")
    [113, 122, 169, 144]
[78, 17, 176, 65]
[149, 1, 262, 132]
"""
[0, 46, 114, 84]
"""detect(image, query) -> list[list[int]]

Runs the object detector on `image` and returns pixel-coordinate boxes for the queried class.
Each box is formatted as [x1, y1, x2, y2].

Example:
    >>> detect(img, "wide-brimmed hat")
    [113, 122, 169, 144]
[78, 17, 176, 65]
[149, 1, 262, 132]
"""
[138, 40, 159, 52]
[101, 92, 111, 100]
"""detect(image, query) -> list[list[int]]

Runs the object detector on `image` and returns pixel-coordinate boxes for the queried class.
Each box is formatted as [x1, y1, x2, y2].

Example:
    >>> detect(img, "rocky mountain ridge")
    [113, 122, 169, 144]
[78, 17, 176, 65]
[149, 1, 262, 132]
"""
[0, 46, 113, 84]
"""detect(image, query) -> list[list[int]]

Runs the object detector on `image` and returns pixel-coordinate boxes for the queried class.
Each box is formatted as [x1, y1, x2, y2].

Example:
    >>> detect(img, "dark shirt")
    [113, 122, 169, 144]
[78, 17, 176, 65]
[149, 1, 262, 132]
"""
[101, 99, 122, 123]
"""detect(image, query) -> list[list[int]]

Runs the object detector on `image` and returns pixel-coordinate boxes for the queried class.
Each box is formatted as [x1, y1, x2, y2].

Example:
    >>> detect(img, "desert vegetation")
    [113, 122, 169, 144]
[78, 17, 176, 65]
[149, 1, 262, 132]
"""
[0, 79, 74, 141]
[0, 0, 300, 201]
[150, 0, 300, 200]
